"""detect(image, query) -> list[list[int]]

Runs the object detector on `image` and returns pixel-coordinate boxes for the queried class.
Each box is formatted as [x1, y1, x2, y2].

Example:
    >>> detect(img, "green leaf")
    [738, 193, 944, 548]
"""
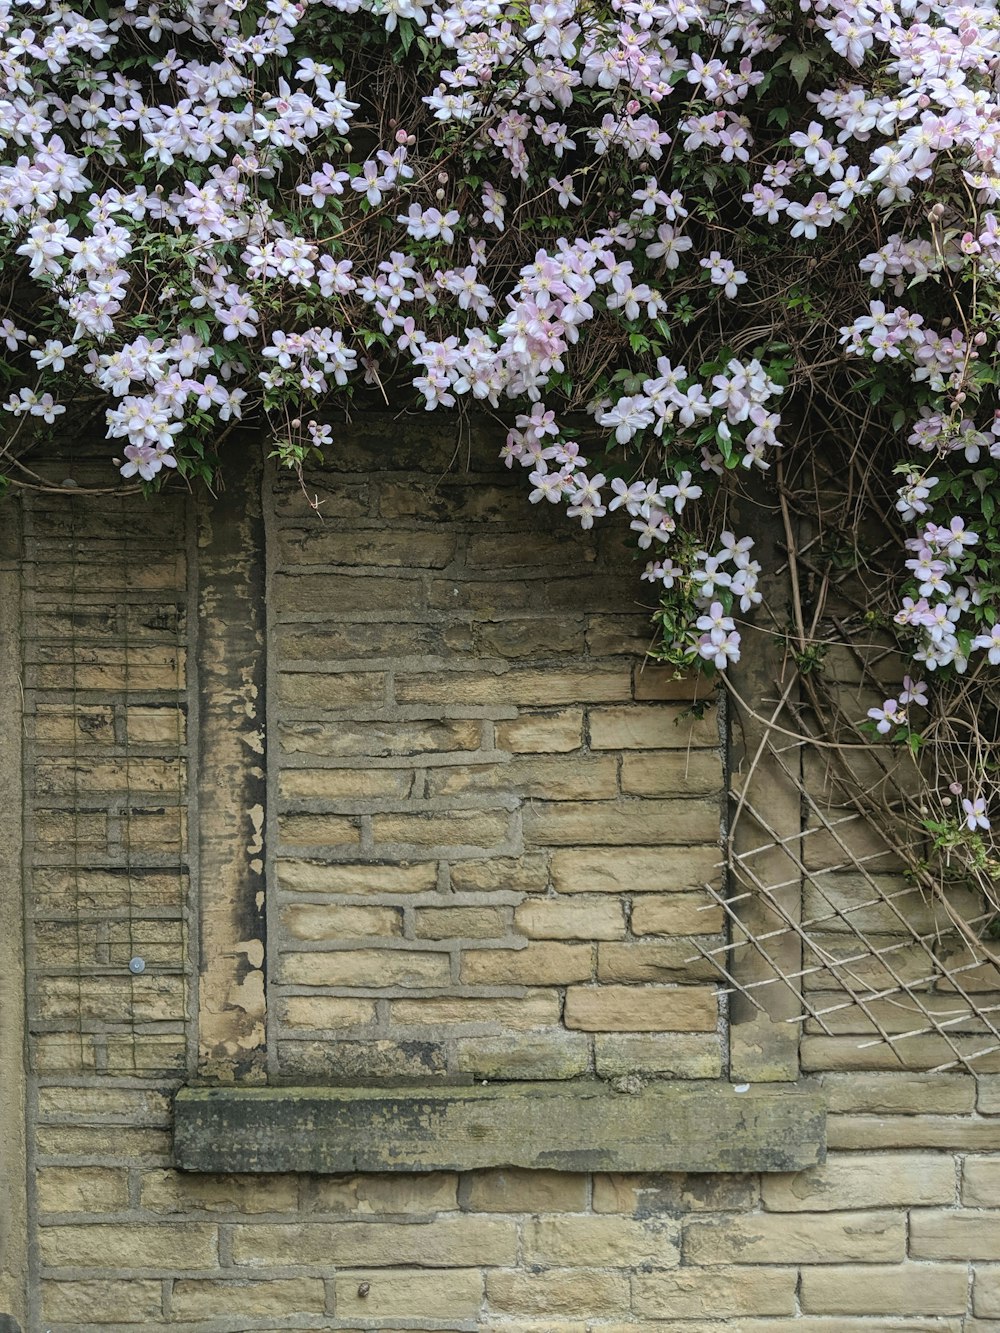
[789, 53, 811, 88]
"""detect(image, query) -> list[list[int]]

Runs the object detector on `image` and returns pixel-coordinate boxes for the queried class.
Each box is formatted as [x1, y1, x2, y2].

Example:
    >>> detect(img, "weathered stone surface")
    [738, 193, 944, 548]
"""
[799, 1264, 969, 1316]
[173, 1082, 824, 1174]
[683, 1209, 905, 1264]
[761, 1152, 957, 1210]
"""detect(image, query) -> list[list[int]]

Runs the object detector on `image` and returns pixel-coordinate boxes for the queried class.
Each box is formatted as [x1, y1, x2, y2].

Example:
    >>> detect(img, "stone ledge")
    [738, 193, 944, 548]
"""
[173, 1080, 825, 1175]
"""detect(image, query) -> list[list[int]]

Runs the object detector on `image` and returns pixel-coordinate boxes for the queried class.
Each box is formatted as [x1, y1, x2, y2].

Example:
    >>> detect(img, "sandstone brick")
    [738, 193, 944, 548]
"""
[976, 1267, 1000, 1318]
[427, 755, 618, 801]
[592, 1173, 759, 1215]
[42, 1279, 162, 1324]
[34, 705, 115, 747]
[486, 1268, 630, 1316]
[455, 1033, 590, 1080]
[632, 1267, 797, 1318]
[802, 813, 901, 873]
[818, 1072, 976, 1115]
[461, 942, 592, 985]
[379, 478, 517, 522]
[32, 868, 186, 912]
[280, 996, 377, 1029]
[372, 808, 512, 849]
[632, 667, 706, 700]
[278, 669, 387, 708]
[496, 710, 583, 753]
[631, 892, 724, 935]
[458, 617, 587, 658]
[36, 1125, 171, 1161]
[980, 1077, 1000, 1113]
[36, 1167, 128, 1214]
[170, 1279, 325, 1319]
[33, 975, 185, 1024]
[761, 1153, 957, 1211]
[522, 1215, 679, 1267]
[281, 948, 451, 988]
[278, 767, 414, 799]
[396, 668, 631, 706]
[278, 1038, 447, 1080]
[461, 1169, 588, 1213]
[302, 1173, 458, 1215]
[231, 1217, 516, 1267]
[684, 1210, 904, 1264]
[389, 992, 560, 1028]
[966, 1158, 1000, 1207]
[450, 854, 549, 893]
[280, 717, 480, 758]
[427, 577, 540, 612]
[37, 1085, 170, 1121]
[799, 1264, 969, 1315]
[467, 530, 596, 569]
[586, 615, 654, 656]
[126, 706, 187, 745]
[105, 1033, 186, 1075]
[620, 750, 721, 797]
[827, 1114, 1000, 1151]
[524, 798, 720, 847]
[140, 1170, 299, 1215]
[801, 1036, 1000, 1073]
[564, 984, 717, 1032]
[278, 620, 439, 660]
[275, 571, 421, 613]
[279, 527, 456, 568]
[596, 941, 720, 983]
[37, 757, 185, 797]
[39, 1223, 218, 1270]
[280, 903, 403, 940]
[414, 906, 509, 939]
[277, 813, 360, 847]
[276, 859, 437, 894]
[550, 845, 721, 894]
[334, 1269, 483, 1321]
[910, 1208, 1000, 1260]
[589, 704, 719, 750]
[514, 896, 625, 940]
[593, 1033, 723, 1079]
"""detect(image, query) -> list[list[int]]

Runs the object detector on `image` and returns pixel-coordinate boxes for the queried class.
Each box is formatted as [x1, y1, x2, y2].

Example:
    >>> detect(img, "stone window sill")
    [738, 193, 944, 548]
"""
[173, 1080, 824, 1175]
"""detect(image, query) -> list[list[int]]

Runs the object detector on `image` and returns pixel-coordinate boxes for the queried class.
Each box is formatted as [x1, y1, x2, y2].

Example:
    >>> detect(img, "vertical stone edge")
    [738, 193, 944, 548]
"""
[726, 477, 803, 1081]
[0, 498, 27, 1327]
[195, 437, 268, 1082]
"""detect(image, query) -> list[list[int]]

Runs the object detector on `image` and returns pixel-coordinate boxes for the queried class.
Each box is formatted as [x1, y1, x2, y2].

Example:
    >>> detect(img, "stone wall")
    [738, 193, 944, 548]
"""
[6, 419, 1000, 1332]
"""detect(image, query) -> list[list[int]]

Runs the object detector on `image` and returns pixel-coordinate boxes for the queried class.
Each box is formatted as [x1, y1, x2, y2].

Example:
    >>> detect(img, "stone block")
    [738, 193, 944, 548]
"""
[592, 1172, 759, 1215]
[278, 767, 414, 799]
[279, 717, 481, 759]
[965, 1158, 1000, 1208]
[426, 755, 618, 801]
[333, 1269, 483, 1321]
[524, 799, 720, 847]
[632, 1267, 797, 1318]
[169, 1279, 325, 1319]
[276, 860, 437, 895]
[277, 813, 360, 847]
[413, 906, 509, 939]
[460, 942, 592, 985]
[620, 751, 721, 796]
[592, 1034, 723, 1079]
[909, 1209, 1000, 1260]
[550, 845, 721, 894]
[761, 1152, 957, 1211]
[522, 1215, 679, 1267]
[485, 1269, 630, 1316]
[140, 1170, 299, 1215]
[302, 1173, 458, 1215]
[596, 941, 720, 982]
[42, 1280, 162, 1325]
[631, 892, 724, 935]
[818, 1072, 976, 1115]
[976, 1267, 1000, 1319]
[589, 705, 719, 750]
[564, 984, 717, 1032]
[230, 1217, 516, 1267]
[454, 1033, 590, 1080]
[279, 904, 403, 941]
[799, 1264, 969, 1315]
[388, 992, 560, 1029]
[277, 670, 387, 707]
[372, 808, 512, 849]
[36, 1167, 128, 1214]
[38, 1223, 217, 1270]
[280, 948, 451, 988]
[396, 668, 631, 706]
[684, 1209, 905, 1264]
[280, 997, 377, 1030]
[514, 896, 625, 940]
[496, 710, 583, 753]
[461, 1169, 588, 1213]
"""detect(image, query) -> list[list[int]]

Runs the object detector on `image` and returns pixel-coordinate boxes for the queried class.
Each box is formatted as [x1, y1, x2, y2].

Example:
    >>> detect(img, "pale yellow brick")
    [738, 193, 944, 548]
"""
[37, 1167, 128, 1214]
[633, 1267, 797, 1318]
[126, 706, 186, 745]
[280, 903, 403, 940]
[37, 1085, 170, 1121]
[280, 717, 481, 759]
[373, 808, 511, 848]
[496, 710, 583, 753]
[799, 1264, 969, 1316]
[524, 799, 719, 847]
[389, 991, 560, 1028]
[827, 1114, 1000, 1151]
[910, 1209, 1000, 1260]
[514, 896, 625, 940]
[33, 975, 185, 1023]
[302, 1173, 458, 1215]
[396, 668, 630, 706]
[461, 942, 592, 985]
[414, 906, 508, 939]
[976, 1267, 1000, 1318]
[980, 1077, 1000, 1113]
[42, 1279, 162, 1324]
[140, 1170, 298, 1215]
[593, 1173, 758, 1215]
[427, 755, 617, 801]
[486, 1269, 630, 1316]
[278, 767, 413, 799]
[801, 1036, 1000, 1073]
[522, 1215, 679, 1267]
[278, 670, 387, 707]
[620, 750, 721, 796]
[334, 1269, 483, 1321]
[278, 527, 455, 568]
[564, 984, 717, 1032]
[966, 1158, 1000, 1207]
[455, 1033, 589, 1079]
[170, 1279, 325, 1319]
[36, 1125, 171, 1161]
[36, 757, 185, 796]
[450, 855, 549, 893]
[39, 1223, 218, 1270]
[550, 845, 721, 894]
[819, 1072, 976, 1114]
[275, 571, 419, 614]
[280, 996, 377, 1029]
[589, 704, 719, 750]
[632, 667, 706, 700]
[231, 1217, 515, 1266]
[462, 1169, 588, 1213]
[761, 1153, 957, 1211]
[631, 892, 724, 935]
[103, 1034, 186, 1074]
[281, 948, 451, 987]
[597, 941, 719, 982]
[684, 1210, 904, 1264]
[277, 813, 360, 846]
[593, 1033, 723, 1079]
[34, 706, 115, 746]
[277, 859, 437, 895]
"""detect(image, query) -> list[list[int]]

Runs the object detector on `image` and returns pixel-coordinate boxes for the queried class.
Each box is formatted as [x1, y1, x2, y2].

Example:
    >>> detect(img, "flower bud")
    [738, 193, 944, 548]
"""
[395, 128, 408, 144]
[406, 133, 416, 145]
[437, 171, 448, 184]
[974, 331, 988, 345]
[955, 392, 966, 404]
[435, 187, 445, 201]
[291, 418, 301, 428]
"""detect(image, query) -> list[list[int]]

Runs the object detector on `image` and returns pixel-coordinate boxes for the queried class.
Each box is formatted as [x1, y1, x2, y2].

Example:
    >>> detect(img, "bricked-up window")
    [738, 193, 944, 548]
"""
[251, 417, 729, 1086]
